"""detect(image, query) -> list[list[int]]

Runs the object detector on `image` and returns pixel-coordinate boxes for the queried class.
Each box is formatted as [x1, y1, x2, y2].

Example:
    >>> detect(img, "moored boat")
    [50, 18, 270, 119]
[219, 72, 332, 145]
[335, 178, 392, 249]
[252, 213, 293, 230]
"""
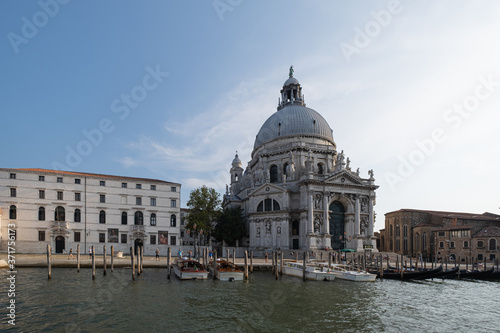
[282, 260, 334, 281]
[209, 259, 244, 281]
[172, 258, 209, 280]
[380, 266, 443, 280]
[324, 263, 377, 282]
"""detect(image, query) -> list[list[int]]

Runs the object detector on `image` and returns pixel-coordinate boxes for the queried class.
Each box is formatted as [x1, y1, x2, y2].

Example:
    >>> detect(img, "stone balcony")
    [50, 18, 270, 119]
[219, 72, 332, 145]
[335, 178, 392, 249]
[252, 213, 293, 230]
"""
[52, 221, 69, 231]
[131, 225, 145, 232]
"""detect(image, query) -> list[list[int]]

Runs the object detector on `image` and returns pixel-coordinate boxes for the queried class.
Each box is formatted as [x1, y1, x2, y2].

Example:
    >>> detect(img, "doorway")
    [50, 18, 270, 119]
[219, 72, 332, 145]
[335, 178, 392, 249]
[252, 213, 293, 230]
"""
[134, 238, 144, 255]
[55, 236, 65, 253]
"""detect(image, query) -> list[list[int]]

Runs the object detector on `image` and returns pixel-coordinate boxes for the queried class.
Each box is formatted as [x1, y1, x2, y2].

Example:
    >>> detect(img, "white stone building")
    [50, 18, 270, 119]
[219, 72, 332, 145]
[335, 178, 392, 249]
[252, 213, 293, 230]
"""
[0, 168, 181, 255]
[223, 68, 379, 252]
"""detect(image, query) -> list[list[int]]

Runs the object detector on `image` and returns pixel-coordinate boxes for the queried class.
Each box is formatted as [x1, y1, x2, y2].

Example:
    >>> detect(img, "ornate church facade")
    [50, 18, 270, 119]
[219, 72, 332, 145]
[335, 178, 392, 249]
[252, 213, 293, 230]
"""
[223, 68, 378, 251]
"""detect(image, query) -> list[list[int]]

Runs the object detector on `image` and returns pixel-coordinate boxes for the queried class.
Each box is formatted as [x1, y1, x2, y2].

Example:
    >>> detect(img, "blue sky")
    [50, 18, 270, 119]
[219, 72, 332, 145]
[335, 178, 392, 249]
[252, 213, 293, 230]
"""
[2, 1, 500, 231]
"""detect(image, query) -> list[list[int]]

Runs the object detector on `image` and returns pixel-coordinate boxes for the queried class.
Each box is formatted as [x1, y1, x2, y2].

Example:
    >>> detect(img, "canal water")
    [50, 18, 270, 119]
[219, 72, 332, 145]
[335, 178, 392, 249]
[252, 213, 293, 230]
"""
[1, 268, 499, 332]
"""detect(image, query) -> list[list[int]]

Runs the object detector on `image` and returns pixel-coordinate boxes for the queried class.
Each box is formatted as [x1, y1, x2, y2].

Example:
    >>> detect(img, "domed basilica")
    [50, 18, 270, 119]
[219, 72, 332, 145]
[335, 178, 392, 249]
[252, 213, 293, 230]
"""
[223, 67, 378, 251]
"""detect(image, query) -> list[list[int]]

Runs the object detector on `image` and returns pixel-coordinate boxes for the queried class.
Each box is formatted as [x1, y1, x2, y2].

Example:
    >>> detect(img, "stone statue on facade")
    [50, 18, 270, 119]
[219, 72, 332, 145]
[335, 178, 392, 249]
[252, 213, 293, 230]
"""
[289, 65, 294, 78]
[368, 169, 374, 180]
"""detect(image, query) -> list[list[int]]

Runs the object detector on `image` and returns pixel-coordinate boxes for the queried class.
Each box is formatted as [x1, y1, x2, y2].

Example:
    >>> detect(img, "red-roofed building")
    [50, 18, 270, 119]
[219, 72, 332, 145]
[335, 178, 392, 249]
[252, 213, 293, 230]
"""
[380, 209, 500, 262]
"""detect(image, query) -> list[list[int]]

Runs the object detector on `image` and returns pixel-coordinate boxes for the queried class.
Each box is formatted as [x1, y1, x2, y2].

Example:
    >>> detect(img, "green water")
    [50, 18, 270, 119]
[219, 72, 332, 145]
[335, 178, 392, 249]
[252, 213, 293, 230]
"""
[1, 268, 499, 332]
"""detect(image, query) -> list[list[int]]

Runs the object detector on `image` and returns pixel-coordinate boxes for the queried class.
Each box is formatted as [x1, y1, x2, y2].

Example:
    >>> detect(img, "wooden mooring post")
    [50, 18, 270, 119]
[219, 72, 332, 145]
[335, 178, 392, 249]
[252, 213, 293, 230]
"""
[47, 244, 52, 280]
[137, 247, 141, 276]
[140, 246, 144, 274]
[302, 252, 306, 282]
[244, 250, 249, 280]
[280, 251, 284, 276]
[275, 252, 279, 280]
[233, 249, 236, 265]
[213, 250, 218, 280]
[167, 247, 171, 280]
[111, 246, 114, 272]
[103, 245, 107, 276]
[92, 246, 96, 280]
[227, 248, 230, 262]
[250, 251, 253, 273]
[328, 251, 332, 268]
[379, 254, 384, 279]
[271, 251, 275, 275]
[76, 244, 80, 273]
[130, 247, 135, 281]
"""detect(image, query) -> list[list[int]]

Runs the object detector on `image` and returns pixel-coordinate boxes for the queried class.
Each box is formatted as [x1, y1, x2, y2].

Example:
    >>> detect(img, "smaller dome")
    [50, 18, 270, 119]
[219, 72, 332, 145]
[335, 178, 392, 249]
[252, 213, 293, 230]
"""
[232, 153, 242, 168]
[284, 77, 299, 86]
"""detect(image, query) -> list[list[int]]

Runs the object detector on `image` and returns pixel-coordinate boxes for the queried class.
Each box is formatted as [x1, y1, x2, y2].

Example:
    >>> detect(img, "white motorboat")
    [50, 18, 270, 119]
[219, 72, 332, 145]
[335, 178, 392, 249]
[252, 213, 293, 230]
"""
[282, 260, 335, 281]
[172, 258, 209, 280]
[208, 259, 244, 281]
[317, 262, 377, 282]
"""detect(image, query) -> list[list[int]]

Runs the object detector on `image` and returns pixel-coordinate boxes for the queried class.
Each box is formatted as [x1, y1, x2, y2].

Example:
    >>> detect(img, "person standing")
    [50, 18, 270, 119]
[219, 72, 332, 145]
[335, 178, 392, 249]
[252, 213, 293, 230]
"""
[155, 248, 160, 261]
[264, 252, 268, 263]
[68, 248, 74, 260]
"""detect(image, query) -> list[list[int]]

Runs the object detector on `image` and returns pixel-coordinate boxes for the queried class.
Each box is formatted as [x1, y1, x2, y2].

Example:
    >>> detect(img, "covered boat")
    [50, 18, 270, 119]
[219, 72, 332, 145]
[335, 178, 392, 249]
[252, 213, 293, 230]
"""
[172, 258, 209, 280]
[282, 260, 335, 281]
[209, 259, 244, 281]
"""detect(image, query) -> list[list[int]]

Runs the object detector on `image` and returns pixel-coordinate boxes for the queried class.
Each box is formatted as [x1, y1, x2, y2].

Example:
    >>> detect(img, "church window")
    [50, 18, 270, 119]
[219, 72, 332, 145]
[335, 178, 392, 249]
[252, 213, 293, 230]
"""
[317, 163, 323, 175]
[415, 233, 420, 251]
[270, 165, 278, 183]
[99, 210, 106, 224]
[170, 214, 176, 227]
[150, 213, 157, 226]
[264, 199, 272, 211]
[422, 233, 427, 250]
[273, 200, 280, 211]
[257, 202, 263, 212]
[292, 220, 300, 235]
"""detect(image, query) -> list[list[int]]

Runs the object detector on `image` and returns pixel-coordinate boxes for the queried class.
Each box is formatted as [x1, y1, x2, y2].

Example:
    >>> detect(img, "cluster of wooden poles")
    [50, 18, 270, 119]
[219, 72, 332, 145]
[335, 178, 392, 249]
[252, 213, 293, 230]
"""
[391, 254, 500, 272]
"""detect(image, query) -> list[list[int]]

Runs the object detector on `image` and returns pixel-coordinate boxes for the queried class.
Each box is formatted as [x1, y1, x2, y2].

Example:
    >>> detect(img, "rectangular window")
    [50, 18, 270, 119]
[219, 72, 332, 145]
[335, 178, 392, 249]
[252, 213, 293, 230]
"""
[136, 184, 142, 189]
[136, 197, 142, 205]
[121, 234, 127, 243]
[99, 233, 105, 243]
[463, 241, 469, 249]
[108, 229, 118, 243]
[171, 186, 176, 192]
[171, 200, 176, 208]
[100, 194, 106, 203]
[150, 198, 156, 206]
[122, 183, 127, 188]
[100, 181, 105, 186]
[150, 235, 156, 245]
[75, 178, 81, 184]
[181, 231, 184, 238]
[57, 191, 63, 200]
[10, 173, 16, 179]
[478, 254, 484, 261]
[477, 240, 484, 249]
[75, 193, 81, 201]
[151, 185, 156, 190]
[39, 190, 45, 199]
[490, 254, 496, 261]
[39, 175, 45, 181]
[74, 232, 81, 242]
[450, 231, 459, 238]
[57, 177, 63, 183]
[449, 241, 455, 249]
[10, 188, 16, 197]
[438, 231, 445, 237]
[38, 231, 45, 241]
[439, 241, 444, 249]
[170, 236, 176, 246]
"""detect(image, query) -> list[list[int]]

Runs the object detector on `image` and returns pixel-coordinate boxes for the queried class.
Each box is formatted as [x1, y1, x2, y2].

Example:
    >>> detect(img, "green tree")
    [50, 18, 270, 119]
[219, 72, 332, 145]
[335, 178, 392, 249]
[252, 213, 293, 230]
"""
[185, 186, 222, 235]
[213, 207, 247, 246]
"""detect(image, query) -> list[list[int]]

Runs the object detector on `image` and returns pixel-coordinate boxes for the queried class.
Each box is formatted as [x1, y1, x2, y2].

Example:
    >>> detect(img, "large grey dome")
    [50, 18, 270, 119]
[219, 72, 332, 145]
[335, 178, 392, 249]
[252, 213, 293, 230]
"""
[253, 104, 334, 149]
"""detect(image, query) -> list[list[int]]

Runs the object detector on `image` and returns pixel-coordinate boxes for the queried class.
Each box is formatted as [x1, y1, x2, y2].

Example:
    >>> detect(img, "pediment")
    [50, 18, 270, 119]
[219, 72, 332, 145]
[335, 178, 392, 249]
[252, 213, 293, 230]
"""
[248, 183, 286, 197]
[324, 171, 365, 186]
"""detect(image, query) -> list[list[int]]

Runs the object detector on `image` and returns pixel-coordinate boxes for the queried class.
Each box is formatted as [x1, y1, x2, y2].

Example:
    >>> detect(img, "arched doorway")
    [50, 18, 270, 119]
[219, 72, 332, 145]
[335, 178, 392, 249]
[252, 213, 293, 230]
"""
[134, 238, 143, 255]
[329, 201, 345, 250]
[55, 236, 65, 253]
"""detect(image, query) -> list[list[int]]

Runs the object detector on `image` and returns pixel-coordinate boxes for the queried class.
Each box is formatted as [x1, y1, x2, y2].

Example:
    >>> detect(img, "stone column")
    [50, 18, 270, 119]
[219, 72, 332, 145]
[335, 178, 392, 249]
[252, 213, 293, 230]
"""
[323, 192, 329, 235]
[368, 193, 374, 237]
[272, 219, 277, 247]
[355, 196, 360, 236]
[308, 191, 314, 234]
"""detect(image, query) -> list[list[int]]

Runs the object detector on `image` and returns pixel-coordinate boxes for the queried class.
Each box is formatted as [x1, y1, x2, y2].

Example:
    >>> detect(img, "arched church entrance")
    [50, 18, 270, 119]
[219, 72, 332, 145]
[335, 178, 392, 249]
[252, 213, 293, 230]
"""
[55, 236, 65, 253]
[329, 201, 345, 250]
[134, 238, 143, 255]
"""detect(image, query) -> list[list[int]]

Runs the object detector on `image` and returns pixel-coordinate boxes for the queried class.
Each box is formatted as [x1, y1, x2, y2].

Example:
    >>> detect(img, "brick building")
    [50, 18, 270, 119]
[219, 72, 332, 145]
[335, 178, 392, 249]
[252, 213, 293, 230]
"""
[379, 209, 500, 262]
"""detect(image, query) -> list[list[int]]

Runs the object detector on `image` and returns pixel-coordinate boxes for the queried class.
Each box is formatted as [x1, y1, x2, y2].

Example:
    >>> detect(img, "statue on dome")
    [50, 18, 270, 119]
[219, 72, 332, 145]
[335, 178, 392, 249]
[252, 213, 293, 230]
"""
[289, 65, 294, 78]
[368, 169, 374, 180]
[346, 157, 351, 169]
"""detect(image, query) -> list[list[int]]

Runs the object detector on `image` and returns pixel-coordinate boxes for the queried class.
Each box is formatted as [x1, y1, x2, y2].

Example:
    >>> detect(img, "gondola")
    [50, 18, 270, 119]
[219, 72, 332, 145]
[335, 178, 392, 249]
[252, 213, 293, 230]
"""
[429, 266, 460, 279]
[379, 266, 443, 280]
[455, 267, 495, 280]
